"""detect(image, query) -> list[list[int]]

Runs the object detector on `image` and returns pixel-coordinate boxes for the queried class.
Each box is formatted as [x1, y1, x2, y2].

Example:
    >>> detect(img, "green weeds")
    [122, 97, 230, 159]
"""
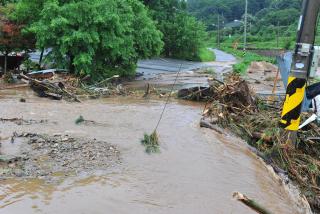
[220, 47, 275, 74]
[198, 48, 216, 62]
[141, 131, 160, 154]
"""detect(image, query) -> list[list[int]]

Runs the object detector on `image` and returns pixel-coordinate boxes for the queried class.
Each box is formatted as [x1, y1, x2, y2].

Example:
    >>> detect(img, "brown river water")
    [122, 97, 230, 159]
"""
[0, 89, 306, 214]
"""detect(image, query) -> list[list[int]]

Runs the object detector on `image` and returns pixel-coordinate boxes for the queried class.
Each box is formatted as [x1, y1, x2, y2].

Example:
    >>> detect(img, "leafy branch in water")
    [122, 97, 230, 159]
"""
[141, 131, 160, 154]
[75, 115, 85, 125]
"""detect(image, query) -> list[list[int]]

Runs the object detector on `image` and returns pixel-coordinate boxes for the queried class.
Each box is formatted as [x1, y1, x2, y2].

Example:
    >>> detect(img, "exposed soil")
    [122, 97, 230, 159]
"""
[245, 61, 284, 92]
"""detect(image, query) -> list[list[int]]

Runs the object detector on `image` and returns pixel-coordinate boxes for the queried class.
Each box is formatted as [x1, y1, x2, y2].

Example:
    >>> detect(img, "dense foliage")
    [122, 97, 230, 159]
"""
[188, 0, 301, 28]
[188, 0, 303, 49]
[143, 0, 211, 61]
[13, 0, 163, 79]
[1, 0, 213, 79]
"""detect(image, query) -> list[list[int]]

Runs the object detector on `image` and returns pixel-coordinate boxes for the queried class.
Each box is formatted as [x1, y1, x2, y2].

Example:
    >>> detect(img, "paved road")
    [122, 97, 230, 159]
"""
[126, 49, 236, 89]
[210, 48, 236, 62]
[137, 49, 236, 79]
[29, 49, 236, 79]
[137, 58, 215, 79]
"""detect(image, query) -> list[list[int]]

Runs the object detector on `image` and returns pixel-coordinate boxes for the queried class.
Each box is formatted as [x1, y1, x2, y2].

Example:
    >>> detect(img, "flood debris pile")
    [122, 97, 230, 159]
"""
[0, 133, 120, 179]
[202, 74, 320, 212]
[78, 75, 130, 98]
[19, 73, 81, 102]
[177, 86, 216, 101]
[2, 71, 130, 101]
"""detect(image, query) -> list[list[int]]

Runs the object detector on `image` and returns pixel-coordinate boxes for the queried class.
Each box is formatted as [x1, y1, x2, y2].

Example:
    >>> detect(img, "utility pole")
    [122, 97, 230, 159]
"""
[217, 14, 220, 48]
[280, 0, 320, 132]
[243, 0, 248, 51]
[276, 21, 280, 48]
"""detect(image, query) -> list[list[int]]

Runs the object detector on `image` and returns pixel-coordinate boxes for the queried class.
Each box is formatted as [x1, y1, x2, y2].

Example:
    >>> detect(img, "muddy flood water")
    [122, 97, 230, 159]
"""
[0, 89, 306, 214]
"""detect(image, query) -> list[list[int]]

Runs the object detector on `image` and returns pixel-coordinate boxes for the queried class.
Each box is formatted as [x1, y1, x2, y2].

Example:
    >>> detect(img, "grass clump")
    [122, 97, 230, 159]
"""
[198, 48, 216, 62]
[141, 131, 160, 154]
[75, 115, 85, 124]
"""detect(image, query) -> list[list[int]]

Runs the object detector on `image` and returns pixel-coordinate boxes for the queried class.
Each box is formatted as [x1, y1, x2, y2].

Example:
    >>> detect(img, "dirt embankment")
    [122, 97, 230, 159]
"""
[245, 61, 283, 92]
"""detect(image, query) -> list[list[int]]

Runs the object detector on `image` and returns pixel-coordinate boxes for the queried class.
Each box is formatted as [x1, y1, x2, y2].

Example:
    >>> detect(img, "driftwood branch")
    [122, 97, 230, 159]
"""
[233, 192, 272, 214]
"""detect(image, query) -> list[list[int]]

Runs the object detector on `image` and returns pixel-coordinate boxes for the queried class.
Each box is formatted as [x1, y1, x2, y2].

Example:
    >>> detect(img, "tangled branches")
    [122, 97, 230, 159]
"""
[203, 75, 320, 212]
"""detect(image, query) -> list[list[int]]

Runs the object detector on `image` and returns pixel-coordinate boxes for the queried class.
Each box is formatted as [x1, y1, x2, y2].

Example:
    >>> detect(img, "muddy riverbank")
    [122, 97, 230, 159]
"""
[0, 133, 120, 178]
[0, 89, 309, 214]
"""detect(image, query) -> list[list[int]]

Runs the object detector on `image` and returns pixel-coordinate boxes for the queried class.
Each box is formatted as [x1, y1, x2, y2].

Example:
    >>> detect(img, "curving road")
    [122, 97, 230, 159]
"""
[137, 49, 236, 79]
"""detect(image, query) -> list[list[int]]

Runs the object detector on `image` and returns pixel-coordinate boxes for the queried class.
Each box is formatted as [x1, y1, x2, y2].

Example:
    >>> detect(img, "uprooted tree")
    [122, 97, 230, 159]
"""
[26, 0, 163, 81]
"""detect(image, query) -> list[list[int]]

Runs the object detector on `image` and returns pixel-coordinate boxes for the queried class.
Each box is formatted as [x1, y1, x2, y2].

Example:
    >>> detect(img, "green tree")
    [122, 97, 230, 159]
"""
[161, 13, 207, 60]
[13, 0, 48, 66]
[30, 0, 163, 79]
[13, 0, 45, 24]
[0, 0, 17, 6]
[187, 0, 271, 26]
[143, 0, 208, 61]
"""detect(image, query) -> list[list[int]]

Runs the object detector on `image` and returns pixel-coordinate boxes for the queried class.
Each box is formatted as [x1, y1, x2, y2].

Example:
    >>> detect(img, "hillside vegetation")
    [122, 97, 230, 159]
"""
[188, 0, 304, 50]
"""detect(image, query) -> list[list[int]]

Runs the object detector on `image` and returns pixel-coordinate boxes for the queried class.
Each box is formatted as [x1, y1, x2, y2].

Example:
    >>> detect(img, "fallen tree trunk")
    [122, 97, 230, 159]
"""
[233, 192, 272, 214]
